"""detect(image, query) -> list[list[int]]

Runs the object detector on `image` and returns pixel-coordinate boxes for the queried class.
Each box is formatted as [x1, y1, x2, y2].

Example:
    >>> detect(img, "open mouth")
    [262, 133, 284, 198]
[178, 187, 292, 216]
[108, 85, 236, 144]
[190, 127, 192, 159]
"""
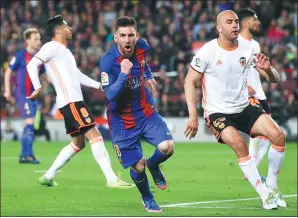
[124, 45, 131, 52]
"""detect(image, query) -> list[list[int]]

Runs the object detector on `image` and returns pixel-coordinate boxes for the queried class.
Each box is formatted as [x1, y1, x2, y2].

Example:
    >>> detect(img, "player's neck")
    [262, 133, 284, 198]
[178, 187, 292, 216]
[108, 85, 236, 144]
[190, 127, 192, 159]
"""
[26, 46, 37, 54]
[240, 30, 253, 41]
[52, 37, 67, 47]
[217, 37, 238, 51]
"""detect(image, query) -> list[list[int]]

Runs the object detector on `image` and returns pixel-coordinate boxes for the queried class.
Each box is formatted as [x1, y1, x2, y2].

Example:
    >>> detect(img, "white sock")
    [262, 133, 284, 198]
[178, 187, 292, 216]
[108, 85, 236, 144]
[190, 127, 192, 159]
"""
[266, 145, 285, 189]
[44, 142, 80, 180]
[249, 137, 261, 163]
[90, 137, 118, 183]
[238, 155, 266, 199]
[256, 138, 271, 167]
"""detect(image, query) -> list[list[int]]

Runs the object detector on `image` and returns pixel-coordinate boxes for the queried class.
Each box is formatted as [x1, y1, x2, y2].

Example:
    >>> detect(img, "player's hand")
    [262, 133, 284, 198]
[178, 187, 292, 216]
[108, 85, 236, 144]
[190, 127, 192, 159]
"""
[26, 88, 42, 100]
[247, 85, 256, 96]
[3, 91, 14, 104]
[121, 59, 133, 75]
[254, 53, 270, 71]
[184, 115, 199, 140]
[146, 79, 157, 91]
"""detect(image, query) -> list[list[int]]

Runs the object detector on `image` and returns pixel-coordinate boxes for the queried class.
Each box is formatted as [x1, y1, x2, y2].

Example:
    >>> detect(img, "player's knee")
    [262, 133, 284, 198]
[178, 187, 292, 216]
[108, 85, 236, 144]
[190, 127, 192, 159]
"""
[272, 128, 286, 147]
[132, 157, 146, 173]
[158, 140, 174, 155]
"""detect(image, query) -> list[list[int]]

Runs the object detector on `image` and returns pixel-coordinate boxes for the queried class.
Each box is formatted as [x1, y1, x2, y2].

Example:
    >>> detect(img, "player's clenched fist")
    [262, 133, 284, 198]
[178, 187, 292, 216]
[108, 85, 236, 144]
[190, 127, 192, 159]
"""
[121, 59, 133, 75]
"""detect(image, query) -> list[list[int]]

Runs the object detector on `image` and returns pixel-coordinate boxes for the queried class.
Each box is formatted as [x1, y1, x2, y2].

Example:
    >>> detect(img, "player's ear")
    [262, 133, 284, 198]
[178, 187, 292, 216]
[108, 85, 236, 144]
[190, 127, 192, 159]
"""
[136, 32, 140, 40]
[216, 25, 222, 33]
[114, 33, 117, 43]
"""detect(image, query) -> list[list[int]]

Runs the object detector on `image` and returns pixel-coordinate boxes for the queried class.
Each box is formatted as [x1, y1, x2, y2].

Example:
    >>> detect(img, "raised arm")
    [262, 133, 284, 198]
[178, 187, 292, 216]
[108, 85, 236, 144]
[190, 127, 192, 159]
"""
[100, 55, 132, 101]
[254, 53, 280, 83]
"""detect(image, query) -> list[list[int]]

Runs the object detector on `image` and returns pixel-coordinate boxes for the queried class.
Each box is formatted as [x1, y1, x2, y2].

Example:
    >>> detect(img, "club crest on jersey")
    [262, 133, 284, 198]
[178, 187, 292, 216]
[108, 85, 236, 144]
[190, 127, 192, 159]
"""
[239, 57, 246, 66]
[101, 72, 109, 86]
[194, 58, 201, 67]
[85, 118, 91, 123]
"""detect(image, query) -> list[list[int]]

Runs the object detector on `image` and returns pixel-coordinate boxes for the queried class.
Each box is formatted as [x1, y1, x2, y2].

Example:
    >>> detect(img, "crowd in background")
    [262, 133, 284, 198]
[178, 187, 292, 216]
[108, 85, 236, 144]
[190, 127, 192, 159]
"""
[1, 0, 297, 129]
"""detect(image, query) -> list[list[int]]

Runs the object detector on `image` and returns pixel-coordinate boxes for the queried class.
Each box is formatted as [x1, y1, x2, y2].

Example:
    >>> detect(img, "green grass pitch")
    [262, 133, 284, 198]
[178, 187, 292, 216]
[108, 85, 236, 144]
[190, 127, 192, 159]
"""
[1, 141, 297, 216]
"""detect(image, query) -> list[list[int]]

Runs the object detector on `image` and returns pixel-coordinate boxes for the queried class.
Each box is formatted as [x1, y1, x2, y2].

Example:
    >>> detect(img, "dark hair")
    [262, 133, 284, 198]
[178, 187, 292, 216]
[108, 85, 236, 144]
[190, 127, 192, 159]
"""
[23, 28, 39, 40]
[238, 8, 257, 23]
[44, 15, 65, 37]
[114, 16, 137, 32]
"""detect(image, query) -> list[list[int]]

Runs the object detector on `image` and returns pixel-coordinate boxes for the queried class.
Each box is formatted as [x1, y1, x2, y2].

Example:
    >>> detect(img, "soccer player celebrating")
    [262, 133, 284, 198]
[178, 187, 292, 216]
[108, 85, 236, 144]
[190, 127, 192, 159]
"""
[184, 10, 286, 209]
[238, 8, 272, 168]
[4, 28, 44, 164]
[100, 16, 174, 212]
[26, 15, 133, 189]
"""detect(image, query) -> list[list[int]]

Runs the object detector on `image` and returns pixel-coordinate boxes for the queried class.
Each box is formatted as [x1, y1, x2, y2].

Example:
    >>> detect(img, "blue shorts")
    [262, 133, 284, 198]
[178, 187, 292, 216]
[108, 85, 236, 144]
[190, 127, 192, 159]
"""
[111, 112, 173, 169]
[14, 90, 38, 119]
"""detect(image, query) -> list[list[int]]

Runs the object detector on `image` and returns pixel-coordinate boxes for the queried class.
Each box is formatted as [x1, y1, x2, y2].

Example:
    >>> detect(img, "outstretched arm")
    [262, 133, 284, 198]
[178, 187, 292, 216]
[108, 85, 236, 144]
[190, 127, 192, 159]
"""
[254, 53, 280, 83]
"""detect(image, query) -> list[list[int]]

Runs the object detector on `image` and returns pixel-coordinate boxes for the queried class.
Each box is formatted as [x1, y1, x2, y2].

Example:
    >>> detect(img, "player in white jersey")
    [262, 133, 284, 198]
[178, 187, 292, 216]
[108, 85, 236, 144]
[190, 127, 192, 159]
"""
[26, 15, 133, 189]
[238, 8, 272, 169]
[184, 10, 287, 209]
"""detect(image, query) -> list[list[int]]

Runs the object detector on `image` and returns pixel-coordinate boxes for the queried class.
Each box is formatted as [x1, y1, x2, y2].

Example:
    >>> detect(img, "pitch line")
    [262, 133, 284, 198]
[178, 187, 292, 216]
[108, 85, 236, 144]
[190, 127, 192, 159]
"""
[161, 194, 297, 208]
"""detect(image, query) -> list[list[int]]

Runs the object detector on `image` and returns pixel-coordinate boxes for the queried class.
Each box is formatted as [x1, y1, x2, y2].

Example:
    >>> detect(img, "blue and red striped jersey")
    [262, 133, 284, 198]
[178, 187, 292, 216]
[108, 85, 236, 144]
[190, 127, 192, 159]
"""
[9, 48, 45, 96]
[100, 38, 155, 130]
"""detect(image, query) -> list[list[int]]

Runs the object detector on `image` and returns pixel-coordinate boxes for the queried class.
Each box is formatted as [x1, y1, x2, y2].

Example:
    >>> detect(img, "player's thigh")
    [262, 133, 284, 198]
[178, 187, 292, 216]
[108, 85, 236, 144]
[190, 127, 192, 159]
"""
[142, 113, 173, 150]
[221, 126, 248, 158]
[71, 134, 86, 149]
[250, 114, 285, 145]
[111, 128, 143, 169]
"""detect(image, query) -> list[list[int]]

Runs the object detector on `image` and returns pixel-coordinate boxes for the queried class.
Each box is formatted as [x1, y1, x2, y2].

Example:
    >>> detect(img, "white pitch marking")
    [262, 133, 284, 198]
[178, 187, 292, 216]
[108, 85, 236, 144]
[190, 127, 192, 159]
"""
[161, 194, 297, 208]
[175, 205, 298, 211]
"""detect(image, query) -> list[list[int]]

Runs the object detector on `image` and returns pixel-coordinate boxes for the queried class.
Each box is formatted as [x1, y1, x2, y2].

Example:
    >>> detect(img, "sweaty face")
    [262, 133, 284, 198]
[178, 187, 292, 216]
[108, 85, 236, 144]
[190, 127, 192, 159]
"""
[26, 33, 41, 50]
[248, 15, 261, 34]
[217, 12, 240, 41]
[114, 26, 137, 57]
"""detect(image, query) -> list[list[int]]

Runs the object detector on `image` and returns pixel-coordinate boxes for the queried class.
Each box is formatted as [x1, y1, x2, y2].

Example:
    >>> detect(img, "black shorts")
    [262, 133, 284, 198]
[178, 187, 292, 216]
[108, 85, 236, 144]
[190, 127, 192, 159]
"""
[205, 104, 265, 143]
[59, 101, 95, 137]
[259, 99, 271, 114]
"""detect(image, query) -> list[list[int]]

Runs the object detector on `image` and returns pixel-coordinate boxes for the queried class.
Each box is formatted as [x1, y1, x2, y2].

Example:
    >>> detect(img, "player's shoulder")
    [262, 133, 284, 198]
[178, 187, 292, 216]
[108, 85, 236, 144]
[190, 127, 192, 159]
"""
[40, 41, 59, 51]
[136, 38, 150, 51]
[196, 39, 217, 55]
[100, 51, 117, 71]
[14, 48, 26, 57]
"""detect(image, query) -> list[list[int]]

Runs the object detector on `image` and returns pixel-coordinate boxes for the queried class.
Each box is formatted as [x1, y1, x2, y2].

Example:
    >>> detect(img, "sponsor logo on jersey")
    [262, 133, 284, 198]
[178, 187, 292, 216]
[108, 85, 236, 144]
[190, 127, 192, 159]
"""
[125, 76, 143, 89]
[239, 57, 246, 66]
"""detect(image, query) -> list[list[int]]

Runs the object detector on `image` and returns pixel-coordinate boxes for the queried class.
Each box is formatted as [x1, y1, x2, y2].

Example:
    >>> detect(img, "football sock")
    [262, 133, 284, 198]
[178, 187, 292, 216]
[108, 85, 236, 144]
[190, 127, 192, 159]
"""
[130, 168, 153, 200]
[89, 137, 118, 183]
[25, 124, 35, 156]
[238, 155, 265, 198]
[20, 126, 28, 157]
[256, 138, 271, 167]
[44, 142, 80, 180]
[147, 148, 172, 168]
[266, 145, 285, 189]
[249, 137, 260, 163]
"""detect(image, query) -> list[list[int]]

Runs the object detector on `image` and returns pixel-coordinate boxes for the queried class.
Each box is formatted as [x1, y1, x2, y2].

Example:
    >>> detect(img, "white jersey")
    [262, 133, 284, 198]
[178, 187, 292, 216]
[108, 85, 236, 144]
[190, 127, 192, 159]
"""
[190, 39, 256, 118]
[35, 41, 84, 108]
[238, 35, 267, 100]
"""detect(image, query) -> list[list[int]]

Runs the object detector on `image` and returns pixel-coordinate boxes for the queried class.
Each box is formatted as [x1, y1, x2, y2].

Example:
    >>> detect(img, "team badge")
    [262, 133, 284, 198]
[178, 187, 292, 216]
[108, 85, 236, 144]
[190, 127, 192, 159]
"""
[101, 72, 109, 86]
[239, 57, 246, 66]
[194, 58, 201, 67]
[85, 118, 91, 123]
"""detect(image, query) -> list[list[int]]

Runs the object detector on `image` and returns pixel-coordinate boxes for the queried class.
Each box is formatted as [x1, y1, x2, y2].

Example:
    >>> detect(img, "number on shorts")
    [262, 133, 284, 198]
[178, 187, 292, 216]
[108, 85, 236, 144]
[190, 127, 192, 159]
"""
[113, 144, 121, 158]
[24, 102, 31, 115]
[80, 107, 89, 118]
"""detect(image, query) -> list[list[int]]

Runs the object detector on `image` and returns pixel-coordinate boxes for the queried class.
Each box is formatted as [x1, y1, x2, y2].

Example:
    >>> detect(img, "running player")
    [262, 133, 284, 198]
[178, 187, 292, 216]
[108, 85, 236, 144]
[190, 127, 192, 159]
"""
[238, 8, 272, 168]
[4, 28, 44, 164]
[26, 15, 133, 189]
[100, 16, 174, 212]
[184, 10, 286, 209]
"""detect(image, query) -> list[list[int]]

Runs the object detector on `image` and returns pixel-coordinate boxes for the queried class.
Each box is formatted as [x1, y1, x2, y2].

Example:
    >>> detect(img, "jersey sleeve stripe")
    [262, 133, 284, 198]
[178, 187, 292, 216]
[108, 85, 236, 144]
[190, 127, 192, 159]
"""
[34, 56, 45, 63]
[189, 64, 204, 74]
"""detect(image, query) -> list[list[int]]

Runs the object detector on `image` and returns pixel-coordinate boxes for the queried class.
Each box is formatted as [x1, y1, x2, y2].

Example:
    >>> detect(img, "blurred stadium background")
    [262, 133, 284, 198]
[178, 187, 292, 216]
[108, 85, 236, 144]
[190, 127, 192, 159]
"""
[1, 0, 297, 216]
